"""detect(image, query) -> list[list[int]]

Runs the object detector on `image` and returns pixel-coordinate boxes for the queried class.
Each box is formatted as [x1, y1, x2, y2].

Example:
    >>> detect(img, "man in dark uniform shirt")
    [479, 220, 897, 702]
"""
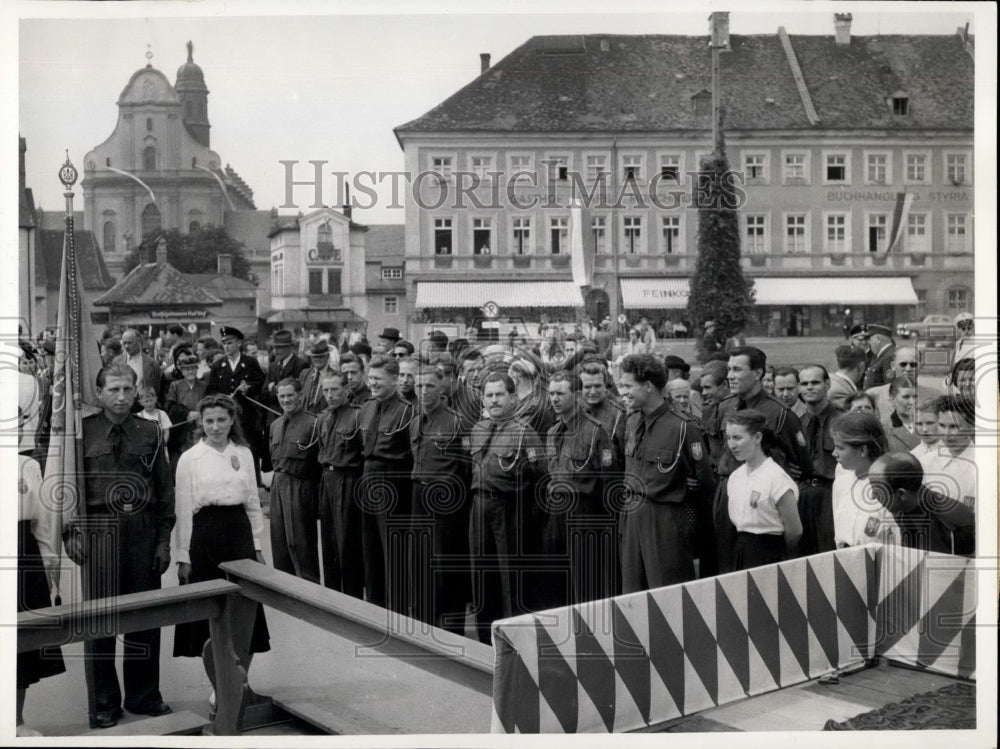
[619, 354, 714, 592]
[579, 358, 627, 467]
[359, 355, 416, 612]
[797, 364, 843, 555]
[542, 370, 619, 608]
[207, 326, 266, 477]
[432, 351, 483, 431]
[65, 363, 175, 729]
[711, 346, 814, 573]
[409, 364, 472, 633]
[868, 453, 975, 556]
[862, 324, 896, 390]
[340, 352, 371, 406]
[468, 373, 546, 644]
[316, 372, 365, 596]
[268, 378, 321, 584]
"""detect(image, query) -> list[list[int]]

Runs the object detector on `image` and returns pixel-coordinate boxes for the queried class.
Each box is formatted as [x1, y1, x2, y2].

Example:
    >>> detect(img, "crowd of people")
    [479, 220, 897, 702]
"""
[14, 318, 979, 735]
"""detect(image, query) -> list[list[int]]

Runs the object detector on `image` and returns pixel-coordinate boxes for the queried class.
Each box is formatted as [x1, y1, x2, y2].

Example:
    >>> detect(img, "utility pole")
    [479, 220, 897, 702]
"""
[708, 12, 730, 155]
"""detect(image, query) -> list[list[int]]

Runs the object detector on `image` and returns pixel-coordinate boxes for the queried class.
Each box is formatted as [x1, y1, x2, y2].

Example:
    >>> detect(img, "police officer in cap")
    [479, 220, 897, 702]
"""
[861, 324, 896, 390]
[207, 326, 266, 477]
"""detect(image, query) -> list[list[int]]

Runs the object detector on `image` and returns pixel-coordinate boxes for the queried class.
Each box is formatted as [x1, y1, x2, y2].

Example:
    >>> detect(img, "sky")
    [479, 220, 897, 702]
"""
[10, 0, 986, 227]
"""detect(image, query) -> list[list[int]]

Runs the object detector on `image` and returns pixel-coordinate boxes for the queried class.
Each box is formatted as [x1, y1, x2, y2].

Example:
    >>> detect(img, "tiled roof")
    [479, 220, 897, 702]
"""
[186, 273, 258, 299]
[364, 224, 405, 260]
[94, 261, 223, 307]
[36, 209, 85, 231]
[395, 33, 973, 134]
[36, 229, 115, 291]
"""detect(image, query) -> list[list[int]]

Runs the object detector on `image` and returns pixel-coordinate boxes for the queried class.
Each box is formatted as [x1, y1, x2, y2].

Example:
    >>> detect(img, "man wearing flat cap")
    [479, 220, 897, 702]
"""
[861, 324, 895, 390]
[207, 326, 266, 475]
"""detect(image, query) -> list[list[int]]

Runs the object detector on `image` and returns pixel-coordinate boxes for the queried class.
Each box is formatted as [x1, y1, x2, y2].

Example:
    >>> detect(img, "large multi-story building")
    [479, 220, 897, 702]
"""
[394, 16, 974, 337]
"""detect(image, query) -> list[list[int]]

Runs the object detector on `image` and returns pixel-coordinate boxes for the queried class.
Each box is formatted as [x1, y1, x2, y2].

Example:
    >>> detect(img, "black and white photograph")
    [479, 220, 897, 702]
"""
[3, 0, 996, 744]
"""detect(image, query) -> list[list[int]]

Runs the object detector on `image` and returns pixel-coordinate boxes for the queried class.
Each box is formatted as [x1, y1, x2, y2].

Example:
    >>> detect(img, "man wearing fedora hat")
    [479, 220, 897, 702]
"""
[260, 329, 310, 471]
[299, 339, 340, 413]
[164, 353, 207, 473]
[207, 326, 267, 475]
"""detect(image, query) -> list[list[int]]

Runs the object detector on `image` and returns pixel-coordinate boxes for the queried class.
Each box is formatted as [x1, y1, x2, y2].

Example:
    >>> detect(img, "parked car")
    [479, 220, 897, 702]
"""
[896, 315, 956, 341]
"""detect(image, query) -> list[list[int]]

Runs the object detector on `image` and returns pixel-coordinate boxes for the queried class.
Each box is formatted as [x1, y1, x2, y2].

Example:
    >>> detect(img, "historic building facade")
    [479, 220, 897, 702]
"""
[394, 16, 974, 336]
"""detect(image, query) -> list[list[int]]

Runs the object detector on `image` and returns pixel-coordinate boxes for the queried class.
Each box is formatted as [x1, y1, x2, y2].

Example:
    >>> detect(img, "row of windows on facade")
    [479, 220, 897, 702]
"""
[101, 205, 204, 252]
[269, 266, 400, 315]
[425, 150, 971, 187]
[428, 211, 971, 256]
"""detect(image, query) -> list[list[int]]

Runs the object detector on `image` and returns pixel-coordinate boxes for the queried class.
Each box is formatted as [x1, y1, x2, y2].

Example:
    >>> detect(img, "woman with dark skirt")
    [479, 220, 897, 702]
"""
[173, 394, 269, 708]
[17, 451, 66, 736]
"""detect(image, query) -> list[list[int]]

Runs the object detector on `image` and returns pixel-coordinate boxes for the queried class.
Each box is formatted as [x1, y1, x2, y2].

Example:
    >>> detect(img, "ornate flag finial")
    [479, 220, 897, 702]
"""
[146, 44, 153, 65]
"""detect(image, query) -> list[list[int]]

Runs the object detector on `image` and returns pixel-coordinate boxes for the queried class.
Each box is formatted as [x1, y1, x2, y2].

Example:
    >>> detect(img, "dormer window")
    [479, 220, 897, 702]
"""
[692, 90, 712, 117]
[890, 95, 909, 116]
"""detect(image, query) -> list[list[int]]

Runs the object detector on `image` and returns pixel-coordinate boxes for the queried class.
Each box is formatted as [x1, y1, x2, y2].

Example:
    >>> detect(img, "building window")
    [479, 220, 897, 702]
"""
[327, 268, 342, 294]
[184, 101, 193, 118]
[905, 152, 928, 184]
[785, 214, 807, 253]
[550, 217, 568, 254]
[867, 213, 888, 253]
[693, 90, 711, 116]
[103, 221, 116, 253]
[891, 96, 909, 116]
[146, 117, 153, 132]
[947, 287, 970, 312]
[906, 214, 930, 254]
[143, 146, 157, 171]
[824, 152, 848, 183]
[586, 154, 608, 183]
[783, 152, 807, 183]
[865, 153, 889, 184]
[272, 266, 283, 295]
[660, 216, 680, 254]
[825, 214, 848, 253]
[431, 156, 453, 182]
[623, 216, 642, 254]
[384, 296, 399, 315]
[622, 155, 643, 184]
[308, 269, 323, 294]
[188, 220, 201, 233]
[744, 153, 767, 183]
[510, 154, 533, 185]
[659, 154, 681, 182]
[591, 216, 607, 253]
[141, 203, 161, 237]
[512, 217, 531, 255]
[745, 215, 767, 255]
[471, 155, 494, 182]
[547, 156, 569, 182]
[915, 288, 927, 317]
[434, 218, 453, 255]
[946, 153, 968, 185]
[946, 214, 969, 253]
[473, 217, 492, 255]
[381, 267, 403, 280]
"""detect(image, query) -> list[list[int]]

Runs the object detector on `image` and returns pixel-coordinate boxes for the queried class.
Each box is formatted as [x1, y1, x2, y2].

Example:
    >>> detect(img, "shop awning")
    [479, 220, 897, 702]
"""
[415, 281, 583, 309]
[267, 309, 365, 324]
[621, 278, 690, 309]
[752, 276, 918, 305]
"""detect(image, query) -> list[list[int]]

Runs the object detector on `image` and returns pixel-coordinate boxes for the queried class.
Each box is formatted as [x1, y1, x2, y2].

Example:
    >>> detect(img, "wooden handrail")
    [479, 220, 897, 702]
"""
[219, 560, 494, 695]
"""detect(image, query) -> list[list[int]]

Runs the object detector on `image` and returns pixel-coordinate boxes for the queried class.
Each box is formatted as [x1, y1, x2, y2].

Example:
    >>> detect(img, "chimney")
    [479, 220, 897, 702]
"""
[709, 12, 730, 50]
[834, 13, 853, 46]
[342, 183, 352, 221]
[155, 236, 168, 264]
[480, 53, 491, 74]
[217, 253, 232, 276]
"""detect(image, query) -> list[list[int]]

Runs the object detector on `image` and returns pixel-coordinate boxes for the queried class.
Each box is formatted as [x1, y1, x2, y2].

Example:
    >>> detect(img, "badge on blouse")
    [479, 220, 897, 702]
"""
[749, 490, 761, 509]
[231, 455, 241, 471]
[690, 442, 704, 461]
[601, 448, 613, 467]
[864, 516, 880, 537]
[18, 478, 28, 494]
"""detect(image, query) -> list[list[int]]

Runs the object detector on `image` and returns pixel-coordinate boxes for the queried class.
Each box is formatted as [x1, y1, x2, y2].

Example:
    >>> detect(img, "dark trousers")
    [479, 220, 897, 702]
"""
[620, 498, 695, 593]
[360, 462, 412, 613]
[318, 468, 365, 597]
[732, 531, 786, 570]
[79, 510, 163, 716]
[411, 482, 472, 633]
[269, 472, 320, 584]
[798, 480, 836, 555]
[713, 479, 738, 574]
[469, 490, 527, 644]
[540, 505, 618, 608]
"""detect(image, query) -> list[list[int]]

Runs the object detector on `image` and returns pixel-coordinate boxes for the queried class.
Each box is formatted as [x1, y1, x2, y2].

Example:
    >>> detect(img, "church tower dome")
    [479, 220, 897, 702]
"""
[175, 40, 211, 147]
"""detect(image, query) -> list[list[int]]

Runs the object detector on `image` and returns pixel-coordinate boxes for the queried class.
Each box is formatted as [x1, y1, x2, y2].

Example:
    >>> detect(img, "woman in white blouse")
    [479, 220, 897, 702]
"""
[830, 411, 897, 547]
[173, 395, 270, 689]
